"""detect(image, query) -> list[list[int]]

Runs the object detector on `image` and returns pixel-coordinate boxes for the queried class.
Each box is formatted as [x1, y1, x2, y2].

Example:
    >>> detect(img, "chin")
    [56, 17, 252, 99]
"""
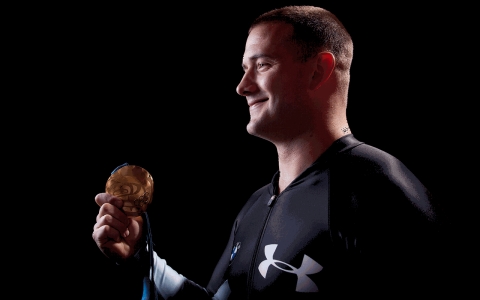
[246, 122, 255, 135]
[246, 121, 262, 136]
[246, 122, 269, 141]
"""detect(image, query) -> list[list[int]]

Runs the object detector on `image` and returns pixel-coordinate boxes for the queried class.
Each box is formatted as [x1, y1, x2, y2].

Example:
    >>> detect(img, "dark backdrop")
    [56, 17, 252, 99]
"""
[17, 1, 471, 299]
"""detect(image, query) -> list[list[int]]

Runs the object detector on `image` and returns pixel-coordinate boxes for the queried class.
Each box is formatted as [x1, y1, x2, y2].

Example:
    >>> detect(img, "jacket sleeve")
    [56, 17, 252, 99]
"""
[332, 146, 447, 297]
[144, 215, 244, 299]
[129, 241, 214, 300]
[133, 185, 265, 299]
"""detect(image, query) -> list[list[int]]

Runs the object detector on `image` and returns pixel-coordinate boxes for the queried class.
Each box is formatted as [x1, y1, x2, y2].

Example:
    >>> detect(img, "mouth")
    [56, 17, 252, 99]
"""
[248, 98, 268, 108]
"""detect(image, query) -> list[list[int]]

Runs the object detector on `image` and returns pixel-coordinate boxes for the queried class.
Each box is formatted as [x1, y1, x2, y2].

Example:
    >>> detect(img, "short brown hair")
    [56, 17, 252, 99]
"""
[250, 5, 353, 71]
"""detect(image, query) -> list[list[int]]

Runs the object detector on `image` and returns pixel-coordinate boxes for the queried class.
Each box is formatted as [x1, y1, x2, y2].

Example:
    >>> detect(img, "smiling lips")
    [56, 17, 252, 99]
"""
[248, 98, 268, 108]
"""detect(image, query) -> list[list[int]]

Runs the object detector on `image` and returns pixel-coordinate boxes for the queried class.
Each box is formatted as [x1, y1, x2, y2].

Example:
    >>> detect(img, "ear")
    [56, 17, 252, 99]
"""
[309, 52, 335, 90]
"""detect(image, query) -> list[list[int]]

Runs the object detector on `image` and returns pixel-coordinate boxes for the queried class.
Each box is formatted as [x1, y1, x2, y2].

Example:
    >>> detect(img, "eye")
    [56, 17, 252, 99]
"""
[257, 62, 269, 69]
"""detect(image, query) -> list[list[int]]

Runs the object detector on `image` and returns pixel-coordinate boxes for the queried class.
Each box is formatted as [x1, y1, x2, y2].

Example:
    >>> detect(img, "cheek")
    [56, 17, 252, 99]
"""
[257, 75, 272, 91]
[262, 73, 289, 97]
[277, 75, 303, 101]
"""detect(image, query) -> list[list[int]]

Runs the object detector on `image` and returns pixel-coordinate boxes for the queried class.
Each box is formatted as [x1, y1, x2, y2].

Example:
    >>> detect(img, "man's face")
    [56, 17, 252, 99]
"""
[236, 22, 314, 143]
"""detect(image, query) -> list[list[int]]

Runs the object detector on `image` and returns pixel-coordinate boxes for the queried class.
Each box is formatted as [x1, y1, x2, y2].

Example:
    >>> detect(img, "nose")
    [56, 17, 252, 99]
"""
[236, 71, 257, 96]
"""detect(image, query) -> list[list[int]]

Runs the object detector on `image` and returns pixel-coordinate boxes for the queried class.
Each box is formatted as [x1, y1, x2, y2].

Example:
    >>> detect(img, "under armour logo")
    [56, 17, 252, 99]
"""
[258, 244, 323, 292]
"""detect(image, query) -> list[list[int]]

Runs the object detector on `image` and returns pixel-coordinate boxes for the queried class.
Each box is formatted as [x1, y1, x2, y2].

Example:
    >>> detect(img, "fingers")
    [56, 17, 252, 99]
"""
[95, 193, 123, 209]
[93, 221, 124, 244]
[94, 192, 131, 242]
[93, 192, 143, 261]
[94, 213, 130, 239]
[92, 206, 132, 260]
[92, 225, 132, 261]
[95, 193, 129, 223]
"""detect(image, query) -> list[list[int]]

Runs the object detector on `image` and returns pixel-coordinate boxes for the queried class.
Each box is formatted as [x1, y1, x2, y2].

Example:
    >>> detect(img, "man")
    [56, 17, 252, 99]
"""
[93, 5, 444, 299]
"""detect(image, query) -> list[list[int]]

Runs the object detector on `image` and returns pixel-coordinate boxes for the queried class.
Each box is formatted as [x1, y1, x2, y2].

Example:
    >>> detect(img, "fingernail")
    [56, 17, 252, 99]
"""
[123, 229, 130, 238]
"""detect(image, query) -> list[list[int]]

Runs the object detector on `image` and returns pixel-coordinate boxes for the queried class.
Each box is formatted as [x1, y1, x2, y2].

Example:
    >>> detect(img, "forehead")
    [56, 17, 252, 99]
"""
[243, 22, 296, 61]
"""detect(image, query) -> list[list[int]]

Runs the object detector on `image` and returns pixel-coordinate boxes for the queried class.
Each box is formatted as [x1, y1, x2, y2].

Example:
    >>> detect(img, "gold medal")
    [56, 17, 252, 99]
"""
[105, 164, 154, 216]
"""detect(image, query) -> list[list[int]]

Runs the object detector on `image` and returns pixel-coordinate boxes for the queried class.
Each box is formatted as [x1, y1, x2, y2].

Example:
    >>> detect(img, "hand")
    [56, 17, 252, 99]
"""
[92, 193, 144, 262]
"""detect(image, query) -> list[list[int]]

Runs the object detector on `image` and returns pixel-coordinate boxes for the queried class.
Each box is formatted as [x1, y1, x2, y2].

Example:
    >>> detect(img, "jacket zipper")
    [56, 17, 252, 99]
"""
[246, 194, 278, 298]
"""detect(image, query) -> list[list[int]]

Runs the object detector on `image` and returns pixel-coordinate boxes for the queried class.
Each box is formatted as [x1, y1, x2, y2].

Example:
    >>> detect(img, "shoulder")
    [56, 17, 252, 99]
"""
[332, 144, 444, 294]
[338, 142, 422, 189]
[327, 135, 413, 179]
[332, 142, 436, 221]
[343, 143, 407, 174]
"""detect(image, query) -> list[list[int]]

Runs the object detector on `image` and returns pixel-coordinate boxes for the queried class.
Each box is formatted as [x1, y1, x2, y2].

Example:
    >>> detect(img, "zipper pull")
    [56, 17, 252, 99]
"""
[267, 195, 276, 206]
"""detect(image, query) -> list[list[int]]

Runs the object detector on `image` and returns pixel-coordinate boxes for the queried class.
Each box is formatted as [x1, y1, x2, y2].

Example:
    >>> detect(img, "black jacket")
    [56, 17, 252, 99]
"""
[150, 135, 444, 299]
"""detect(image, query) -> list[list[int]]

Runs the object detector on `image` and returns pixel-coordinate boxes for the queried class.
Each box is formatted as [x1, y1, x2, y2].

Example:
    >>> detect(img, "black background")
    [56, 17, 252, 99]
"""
[13, 1, 472, 298]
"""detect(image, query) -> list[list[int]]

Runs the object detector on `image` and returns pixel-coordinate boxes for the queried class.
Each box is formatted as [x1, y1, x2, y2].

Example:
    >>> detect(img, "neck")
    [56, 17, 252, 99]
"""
[275, 126, 350, 194]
